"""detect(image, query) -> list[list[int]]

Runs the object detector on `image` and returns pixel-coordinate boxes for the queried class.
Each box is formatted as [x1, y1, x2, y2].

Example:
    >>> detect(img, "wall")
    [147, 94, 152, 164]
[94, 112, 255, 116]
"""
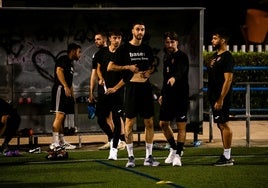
[0, 7, 204, 133]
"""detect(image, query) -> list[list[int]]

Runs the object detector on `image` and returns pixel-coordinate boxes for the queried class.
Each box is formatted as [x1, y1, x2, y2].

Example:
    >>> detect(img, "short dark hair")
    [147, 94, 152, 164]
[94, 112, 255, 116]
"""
[132, 20, 145, 28]
[164, 31, 179, 41]
[67, 43, 81, 53]
[108, 29, 123, 37]
[212, 28, 230, 42]
[95, 31, 107, 38]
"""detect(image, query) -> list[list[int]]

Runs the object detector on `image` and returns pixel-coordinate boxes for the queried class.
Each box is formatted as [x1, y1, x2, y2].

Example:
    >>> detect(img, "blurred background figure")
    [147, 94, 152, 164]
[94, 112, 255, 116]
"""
[0, 98, 21, 154]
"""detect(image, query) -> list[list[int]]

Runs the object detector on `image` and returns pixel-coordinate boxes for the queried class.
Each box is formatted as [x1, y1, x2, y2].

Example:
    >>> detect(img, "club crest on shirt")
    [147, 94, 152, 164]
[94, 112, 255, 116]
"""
[216, 56, 221, 62]
[166, 66, 169, 73]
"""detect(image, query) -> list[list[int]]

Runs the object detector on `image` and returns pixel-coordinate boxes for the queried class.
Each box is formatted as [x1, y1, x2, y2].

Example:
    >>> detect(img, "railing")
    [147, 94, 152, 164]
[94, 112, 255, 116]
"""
[203, 44, 268, 52]
[203, 66, 268, 147]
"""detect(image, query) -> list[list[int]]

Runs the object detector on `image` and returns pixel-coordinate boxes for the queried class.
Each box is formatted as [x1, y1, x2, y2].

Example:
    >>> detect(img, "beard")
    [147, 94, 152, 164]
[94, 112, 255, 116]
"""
[213, 43, 220, 50]
[134, 34, 143, 41]
[167, 47, 175, 54]
[73, 56, 80, 61]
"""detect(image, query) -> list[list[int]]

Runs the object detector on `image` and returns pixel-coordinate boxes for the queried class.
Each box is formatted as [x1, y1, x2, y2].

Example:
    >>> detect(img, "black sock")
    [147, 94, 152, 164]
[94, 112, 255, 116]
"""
[120, 134, 125, 142]
[167, 137, 177, 150]
[176, 142, 184, 156]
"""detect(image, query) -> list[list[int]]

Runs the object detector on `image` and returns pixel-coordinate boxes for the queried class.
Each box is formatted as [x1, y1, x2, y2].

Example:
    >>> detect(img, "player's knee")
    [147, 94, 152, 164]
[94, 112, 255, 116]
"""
[159, 121, 168, 129]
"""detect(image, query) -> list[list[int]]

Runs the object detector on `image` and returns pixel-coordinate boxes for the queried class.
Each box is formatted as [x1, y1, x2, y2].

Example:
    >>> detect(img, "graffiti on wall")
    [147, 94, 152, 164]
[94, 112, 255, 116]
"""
[0, 8, 203, 125]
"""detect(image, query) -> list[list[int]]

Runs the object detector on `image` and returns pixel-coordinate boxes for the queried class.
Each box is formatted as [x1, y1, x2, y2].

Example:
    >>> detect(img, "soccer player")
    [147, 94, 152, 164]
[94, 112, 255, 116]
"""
[50, 43, 81, 150]
[158, 31, 189, 166]
[207, 28, 234, 166]
[107, 21, 159, 167]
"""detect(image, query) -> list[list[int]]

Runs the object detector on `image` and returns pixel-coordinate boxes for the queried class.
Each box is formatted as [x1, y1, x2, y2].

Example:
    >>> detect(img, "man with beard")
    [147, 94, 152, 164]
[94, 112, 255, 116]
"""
[207, 28, 234, 166]
[107, 21, 159, 167]
[89, 32, 108, 103]
[158, 31, 189, 167]
[50, 43, 81, 150]
[88, 32, 114, 150]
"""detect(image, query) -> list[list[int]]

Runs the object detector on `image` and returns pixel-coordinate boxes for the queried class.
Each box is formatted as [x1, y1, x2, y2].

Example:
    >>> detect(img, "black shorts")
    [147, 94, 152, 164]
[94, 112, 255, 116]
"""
[159, 93, 188, 122]
[211, 107, 230, 124]
[96, 91, 123, 118]
[124, 82, 154, 119]
[209, 93, 231, 124]
[50, 85, 75, 114]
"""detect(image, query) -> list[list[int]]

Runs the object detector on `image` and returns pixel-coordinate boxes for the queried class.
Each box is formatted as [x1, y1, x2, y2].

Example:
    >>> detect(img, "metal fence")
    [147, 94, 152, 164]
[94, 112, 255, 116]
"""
[203, 65, 268, 147]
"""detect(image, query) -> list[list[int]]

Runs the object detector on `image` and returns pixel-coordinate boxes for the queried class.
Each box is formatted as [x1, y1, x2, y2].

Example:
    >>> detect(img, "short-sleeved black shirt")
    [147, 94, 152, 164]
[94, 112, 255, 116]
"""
[114, 42, 154, 82]
[162, 50, 189, 100]
[207, 51, 234, 101]
[54, 55, 74, 88]
[97, 47, 123, 89]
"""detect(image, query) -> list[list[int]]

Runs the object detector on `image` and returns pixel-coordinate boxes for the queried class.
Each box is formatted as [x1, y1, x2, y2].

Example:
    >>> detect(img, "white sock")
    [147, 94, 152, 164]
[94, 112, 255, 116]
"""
[59, 134, 65, 143]
[146, 143, 153, 158]
[126, 143, 134, 157]
[223, 148, 231, 159]
[52, 132, 59, 144]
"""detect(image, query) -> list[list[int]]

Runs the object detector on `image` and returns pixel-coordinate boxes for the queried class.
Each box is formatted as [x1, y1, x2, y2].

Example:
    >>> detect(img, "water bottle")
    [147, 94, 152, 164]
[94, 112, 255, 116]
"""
[87, 103, 96, 119]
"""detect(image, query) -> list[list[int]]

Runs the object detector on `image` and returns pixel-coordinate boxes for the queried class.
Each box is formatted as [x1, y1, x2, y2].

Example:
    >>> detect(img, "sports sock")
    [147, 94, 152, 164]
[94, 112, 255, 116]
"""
[223, 148, 231, 159]
[167, 137, 177, 150]
[59, 133, 65, 143]
[145, 143, 153, 158]
[126, 143, 134, 157]
[110, 139, 114, 148]
[176, 142, 184, 156]
[52, 132, 59, 144]
[120, 134, 126, 142]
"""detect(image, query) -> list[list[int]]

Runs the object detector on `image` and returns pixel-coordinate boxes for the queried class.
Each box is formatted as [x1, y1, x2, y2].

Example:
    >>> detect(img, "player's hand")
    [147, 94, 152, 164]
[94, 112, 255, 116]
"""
[214, 99, 223, 110]
[140, 70, 150, 79]
[64, 86, 72, 97]
[88, 94, 96, 103]
[105, 87, 116, 95]
[127, 64, 139, 73]
[158, 96, 163, 105]
[98, 79, 104, 86]
[167, 77, 175, 86]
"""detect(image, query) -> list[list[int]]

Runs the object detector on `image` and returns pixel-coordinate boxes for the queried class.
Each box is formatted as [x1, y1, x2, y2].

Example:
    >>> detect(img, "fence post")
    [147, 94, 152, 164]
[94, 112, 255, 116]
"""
[241, 45, 246, 52]
[233, 45, 238, 52]
[209, 107, 214, 142]
[245, 83, 251, 147]
[257, 45, 262, 52]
